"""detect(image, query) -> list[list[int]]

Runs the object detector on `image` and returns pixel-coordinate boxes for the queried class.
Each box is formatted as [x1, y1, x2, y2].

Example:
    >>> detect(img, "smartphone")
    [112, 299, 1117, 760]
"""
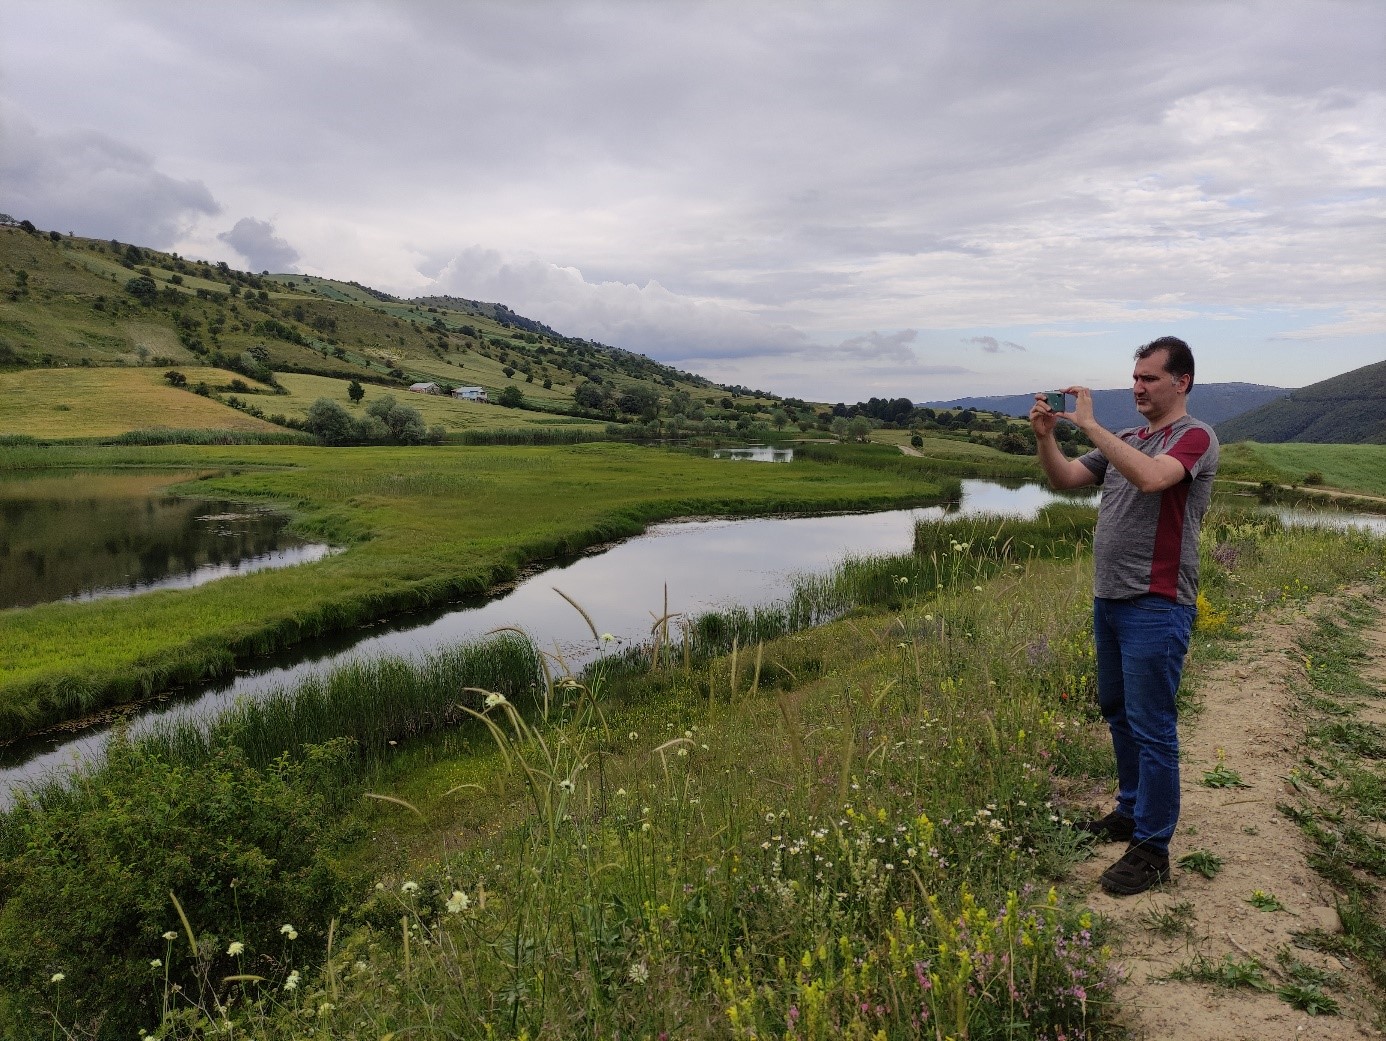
[1044, 391, 1066, 413]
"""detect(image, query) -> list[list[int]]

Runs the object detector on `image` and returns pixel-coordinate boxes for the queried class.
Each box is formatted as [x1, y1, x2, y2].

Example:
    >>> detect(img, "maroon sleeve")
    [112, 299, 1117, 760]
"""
[1166, 426, 1211, 476]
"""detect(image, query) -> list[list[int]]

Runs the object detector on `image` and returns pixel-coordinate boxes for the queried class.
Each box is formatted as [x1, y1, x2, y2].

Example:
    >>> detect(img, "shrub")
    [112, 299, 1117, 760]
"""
[0, 740, 358, 1040]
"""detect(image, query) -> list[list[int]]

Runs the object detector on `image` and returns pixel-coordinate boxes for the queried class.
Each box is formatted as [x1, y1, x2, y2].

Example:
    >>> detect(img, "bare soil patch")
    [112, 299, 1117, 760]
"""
[1071, 590, 1385, 1040]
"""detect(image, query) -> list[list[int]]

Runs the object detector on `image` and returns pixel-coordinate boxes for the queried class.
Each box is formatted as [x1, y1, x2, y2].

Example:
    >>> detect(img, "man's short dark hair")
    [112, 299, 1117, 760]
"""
[1136, 336, 1195, 393]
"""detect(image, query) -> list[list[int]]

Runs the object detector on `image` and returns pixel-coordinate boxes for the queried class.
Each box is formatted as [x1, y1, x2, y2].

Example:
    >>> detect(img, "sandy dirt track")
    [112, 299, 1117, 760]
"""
[1071, 587, 1385, 1040]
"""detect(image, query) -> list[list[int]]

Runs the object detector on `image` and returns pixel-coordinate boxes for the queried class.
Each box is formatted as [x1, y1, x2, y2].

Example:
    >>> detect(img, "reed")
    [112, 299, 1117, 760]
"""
[143, 633, 545, 776]
[5, 504, 1384, 1039]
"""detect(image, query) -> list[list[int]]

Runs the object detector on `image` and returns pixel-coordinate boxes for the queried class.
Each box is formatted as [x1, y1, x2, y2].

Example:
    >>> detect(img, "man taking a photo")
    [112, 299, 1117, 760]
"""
[1030, 336, 1219, 895]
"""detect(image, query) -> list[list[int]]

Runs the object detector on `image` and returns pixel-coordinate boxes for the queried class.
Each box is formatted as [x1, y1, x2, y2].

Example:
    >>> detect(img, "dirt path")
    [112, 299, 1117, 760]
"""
[1072, 588, 1385, 1039]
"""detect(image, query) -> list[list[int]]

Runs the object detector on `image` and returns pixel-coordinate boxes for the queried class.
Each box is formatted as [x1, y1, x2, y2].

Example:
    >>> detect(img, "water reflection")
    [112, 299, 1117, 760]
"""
[710, 445, 794, 463]
[0, 474, 330, 609]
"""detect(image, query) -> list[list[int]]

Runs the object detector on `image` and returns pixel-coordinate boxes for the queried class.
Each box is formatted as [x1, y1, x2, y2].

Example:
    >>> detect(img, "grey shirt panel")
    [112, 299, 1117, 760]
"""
[1078, 415, 1219, 605]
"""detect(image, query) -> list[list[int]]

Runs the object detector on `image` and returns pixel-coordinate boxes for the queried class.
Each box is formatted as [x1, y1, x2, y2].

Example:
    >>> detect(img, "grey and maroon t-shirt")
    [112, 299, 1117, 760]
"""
[1078, 415, 1219, 605]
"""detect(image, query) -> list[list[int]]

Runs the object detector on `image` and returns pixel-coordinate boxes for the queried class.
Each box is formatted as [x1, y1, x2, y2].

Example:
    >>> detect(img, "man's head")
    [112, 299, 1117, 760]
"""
[1135, 336, 1194, 393]
[1132, 336, 1194, 425]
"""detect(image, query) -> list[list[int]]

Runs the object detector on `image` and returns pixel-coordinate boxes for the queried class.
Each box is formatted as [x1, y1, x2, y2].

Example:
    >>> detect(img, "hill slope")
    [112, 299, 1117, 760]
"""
[1215, 359, 1386, 444]
[0, 222, 808, 439]
[925, 382, 1290, 432]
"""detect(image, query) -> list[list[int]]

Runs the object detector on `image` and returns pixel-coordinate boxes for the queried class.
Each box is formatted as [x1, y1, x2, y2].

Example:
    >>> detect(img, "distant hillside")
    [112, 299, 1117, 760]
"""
[924, 382, 1289, 433]
[0, 221, 818, 439]
[1215, 359, 1386, 444]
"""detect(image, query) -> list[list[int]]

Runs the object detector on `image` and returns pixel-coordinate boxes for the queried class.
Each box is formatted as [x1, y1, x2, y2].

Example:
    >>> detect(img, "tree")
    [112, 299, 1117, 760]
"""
[124, 274, 157, 305]
[847, 416, 872, 442]
[163, 370, 187, 387]
[830, 417, 849, 438]
[348, 380, 365, 405]
[366, 395, 426, 444]
[498, 386, 525, 408]
[305, 397, 358, 444]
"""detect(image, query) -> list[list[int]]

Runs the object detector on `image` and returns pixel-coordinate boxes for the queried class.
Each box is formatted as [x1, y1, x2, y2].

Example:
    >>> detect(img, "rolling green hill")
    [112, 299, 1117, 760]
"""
[1215, 358, 1386, 444]
[0, 222, 806, 439]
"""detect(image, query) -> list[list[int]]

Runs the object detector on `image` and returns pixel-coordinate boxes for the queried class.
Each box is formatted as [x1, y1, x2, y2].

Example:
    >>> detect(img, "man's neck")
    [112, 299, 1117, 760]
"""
[1143, 403, 1189, 433]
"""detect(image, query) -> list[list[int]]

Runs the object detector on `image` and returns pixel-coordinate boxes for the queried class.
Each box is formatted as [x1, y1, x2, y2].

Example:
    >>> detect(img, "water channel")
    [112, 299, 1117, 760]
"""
[3, 471, 1383, 798]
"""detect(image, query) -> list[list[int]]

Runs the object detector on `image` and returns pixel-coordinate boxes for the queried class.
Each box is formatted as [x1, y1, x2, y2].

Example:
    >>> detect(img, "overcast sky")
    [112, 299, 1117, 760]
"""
[3, 1, 1382, 402]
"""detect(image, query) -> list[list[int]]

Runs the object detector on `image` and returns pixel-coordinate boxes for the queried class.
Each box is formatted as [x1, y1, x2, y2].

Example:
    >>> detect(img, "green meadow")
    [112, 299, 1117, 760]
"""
[0, 441, 959, 738]
[0, 366, 283, 439]
[4, 495, 1383, 1039]
[1220, 441, 1386, 498]
[271, 371, 607, 432]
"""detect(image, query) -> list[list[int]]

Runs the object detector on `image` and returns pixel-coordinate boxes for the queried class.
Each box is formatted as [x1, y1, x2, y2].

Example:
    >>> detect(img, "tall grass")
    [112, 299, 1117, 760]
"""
[8, 502, 1386, 1039]
[107, 428, 316, 446]
[145, 633, 545, 775]
[455, 427, 606, 445]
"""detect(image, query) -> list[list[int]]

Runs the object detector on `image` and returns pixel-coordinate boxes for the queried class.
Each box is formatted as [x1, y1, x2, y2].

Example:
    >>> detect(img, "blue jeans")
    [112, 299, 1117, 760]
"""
[1093, 595, 1195, 855]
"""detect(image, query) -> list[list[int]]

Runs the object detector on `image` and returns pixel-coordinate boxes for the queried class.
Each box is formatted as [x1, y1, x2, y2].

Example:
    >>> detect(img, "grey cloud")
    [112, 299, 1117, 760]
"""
[836, 330, 921, 364]
[0, 103, 219, 246]
[3, 1, 1381, 399]
[218, 218, 300, 273]
[965, 337, 1026, 354]
[430, 247, 807, 363]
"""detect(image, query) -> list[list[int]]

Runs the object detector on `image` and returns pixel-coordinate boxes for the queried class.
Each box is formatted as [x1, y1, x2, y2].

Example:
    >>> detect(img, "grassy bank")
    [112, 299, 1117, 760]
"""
[0, 441, 959, 739]
[1220, 442, 1386, 498]
[6, 503, 1383, 1038]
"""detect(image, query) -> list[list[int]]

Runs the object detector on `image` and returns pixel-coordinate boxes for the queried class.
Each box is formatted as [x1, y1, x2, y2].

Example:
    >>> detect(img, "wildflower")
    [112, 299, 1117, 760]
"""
[615, 787, 627, 796]
[628, 961, 650, 984]
[973, 585, 983, 592]
[446, 890, 471, 913]
[401, 881, 420, 894]
[280, 924, 299, 940]
[284, 969, 301, 992]
[484, 692, 508, 709]
[150, 958, 163, 968]
[559, 778, 575, 792]
[628, 731, 639, 741]
[50, 972, 65, 984]
[898, 575, 909, 584]
[163, 930, 179, 941]
[600, 632, 616, 642]
[227, 941, 245, 957]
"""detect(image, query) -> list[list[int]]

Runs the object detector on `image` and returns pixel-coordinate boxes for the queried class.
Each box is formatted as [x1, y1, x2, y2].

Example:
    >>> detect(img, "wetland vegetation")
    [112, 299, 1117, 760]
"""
[3, 493, 1383, 1039]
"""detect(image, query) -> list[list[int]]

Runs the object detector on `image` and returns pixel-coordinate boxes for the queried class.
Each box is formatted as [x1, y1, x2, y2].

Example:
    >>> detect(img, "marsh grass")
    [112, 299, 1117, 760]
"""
[9, 500, 1386, 1039]
[0, 440, 961, 739]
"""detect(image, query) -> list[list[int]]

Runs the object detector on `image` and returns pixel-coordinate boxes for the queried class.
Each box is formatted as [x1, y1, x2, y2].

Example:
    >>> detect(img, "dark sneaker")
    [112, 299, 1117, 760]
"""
[1099, 844, 1170, 895]
[1072, 809, 1135, 843]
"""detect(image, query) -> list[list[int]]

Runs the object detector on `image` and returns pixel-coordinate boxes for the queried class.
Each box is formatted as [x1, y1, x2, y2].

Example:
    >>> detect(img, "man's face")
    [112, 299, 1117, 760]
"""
[1132, 349, 1187, 419]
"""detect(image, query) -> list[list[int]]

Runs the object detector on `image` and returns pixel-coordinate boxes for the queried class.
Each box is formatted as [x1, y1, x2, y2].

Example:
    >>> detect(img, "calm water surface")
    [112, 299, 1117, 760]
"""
[0, 479, 1087, 792]
[0, 472, 332, 609]
[6, 477, 1382, 795]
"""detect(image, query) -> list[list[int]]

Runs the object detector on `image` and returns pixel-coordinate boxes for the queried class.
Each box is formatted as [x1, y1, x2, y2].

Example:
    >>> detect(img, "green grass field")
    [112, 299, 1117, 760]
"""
[272, 372, 605, 431]
[0, 367, 282, 439]
[0, 441, 958, 736]
[1220, 441, 1386, 498]
[6, 500, 1383, 1039]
